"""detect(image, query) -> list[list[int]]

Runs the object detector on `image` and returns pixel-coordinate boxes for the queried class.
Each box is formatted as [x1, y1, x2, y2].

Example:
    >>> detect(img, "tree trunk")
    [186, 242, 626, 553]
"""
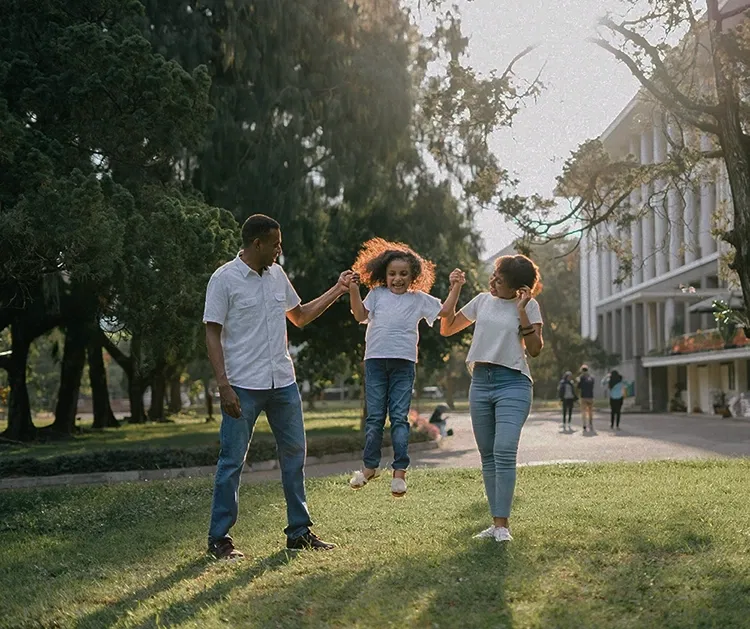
[89, 337, 118, 429]
[128, 335, 146, 423]
[204, 380, 215, 421]
[168, 373, 182, 414]
[149, 370, 167, 422]
[2, 321, 36, 442]
[709, 5, 750, 320]
[51, 319, 88, 434]
[443, 374, 456, 409]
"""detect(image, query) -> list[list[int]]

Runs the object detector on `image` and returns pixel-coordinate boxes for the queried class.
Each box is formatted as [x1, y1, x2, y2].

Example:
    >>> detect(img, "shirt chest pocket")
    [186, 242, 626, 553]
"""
[272, 292, 287, 312]
[234, 295, 261, 313]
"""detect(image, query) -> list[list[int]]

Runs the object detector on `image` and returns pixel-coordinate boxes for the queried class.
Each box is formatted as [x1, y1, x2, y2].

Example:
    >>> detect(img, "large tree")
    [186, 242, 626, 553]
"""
[0, 0, 231, 438]
[140, 0, 542, 387]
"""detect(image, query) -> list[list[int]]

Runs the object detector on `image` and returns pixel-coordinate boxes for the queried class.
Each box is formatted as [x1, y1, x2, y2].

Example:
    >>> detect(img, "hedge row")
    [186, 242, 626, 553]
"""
[0, 431, 430, 478]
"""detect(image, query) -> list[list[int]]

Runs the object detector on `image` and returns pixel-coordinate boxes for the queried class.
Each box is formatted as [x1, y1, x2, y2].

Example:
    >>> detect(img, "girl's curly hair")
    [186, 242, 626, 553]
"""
[352, 238, 436, 293]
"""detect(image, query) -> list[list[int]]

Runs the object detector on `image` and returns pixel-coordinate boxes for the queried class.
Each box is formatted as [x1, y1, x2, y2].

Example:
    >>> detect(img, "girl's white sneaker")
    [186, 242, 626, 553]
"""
[391, 477, 407, 497]
[473, 526, 497, 539]
[494, 527, 513, 542]
[349, 469, 378, 489]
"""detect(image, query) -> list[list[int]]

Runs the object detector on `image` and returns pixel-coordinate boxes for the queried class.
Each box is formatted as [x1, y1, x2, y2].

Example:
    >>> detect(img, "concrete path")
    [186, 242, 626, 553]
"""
[248, 409, 750, 483]
[2, 410, 748, 490]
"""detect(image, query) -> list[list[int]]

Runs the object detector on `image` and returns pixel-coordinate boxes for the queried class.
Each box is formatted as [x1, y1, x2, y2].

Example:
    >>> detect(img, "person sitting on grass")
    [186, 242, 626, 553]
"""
[347, 237, 465, 497]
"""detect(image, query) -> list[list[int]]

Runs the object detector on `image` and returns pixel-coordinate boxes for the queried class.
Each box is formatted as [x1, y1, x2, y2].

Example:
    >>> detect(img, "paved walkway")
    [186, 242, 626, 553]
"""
[250, 409, 750, 483]
[3, 411, 749, 489]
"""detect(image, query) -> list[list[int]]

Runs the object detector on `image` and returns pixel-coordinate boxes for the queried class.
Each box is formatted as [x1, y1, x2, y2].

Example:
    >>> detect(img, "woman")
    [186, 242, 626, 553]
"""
[558, 371, 576, 430]
[607, 370, 625, 430]
[441, 255, 543, 542]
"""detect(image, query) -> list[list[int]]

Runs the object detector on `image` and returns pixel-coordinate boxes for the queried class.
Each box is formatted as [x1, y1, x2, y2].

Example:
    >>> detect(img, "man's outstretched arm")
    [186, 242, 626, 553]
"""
[286, 270, 353, 329]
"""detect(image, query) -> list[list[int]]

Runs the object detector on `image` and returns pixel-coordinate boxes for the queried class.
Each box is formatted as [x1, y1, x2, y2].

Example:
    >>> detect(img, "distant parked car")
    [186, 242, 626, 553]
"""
[420, 386, 444, 400]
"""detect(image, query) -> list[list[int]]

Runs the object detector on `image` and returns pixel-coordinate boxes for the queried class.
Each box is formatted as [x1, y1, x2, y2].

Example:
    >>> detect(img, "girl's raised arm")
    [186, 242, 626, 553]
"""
[349, 274, 369, 323]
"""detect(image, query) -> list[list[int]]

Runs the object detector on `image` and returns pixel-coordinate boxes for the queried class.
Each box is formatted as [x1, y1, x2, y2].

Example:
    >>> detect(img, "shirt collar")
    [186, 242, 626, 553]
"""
[234, 252, 267, 278]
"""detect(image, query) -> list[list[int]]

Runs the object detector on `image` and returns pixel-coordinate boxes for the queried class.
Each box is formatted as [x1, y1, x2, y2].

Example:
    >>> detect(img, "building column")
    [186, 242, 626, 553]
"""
[686, 365, 693, 414]
[646, 302, 659, 353]
[664, 298, 676, 347]
[630, 136, 644, 285]
[641, 128, 655, 280]
[601, 233, 612, 299]
[684, 184, 698, 265]
[580, 234, 590, 337]
[653, 113, 668, 276]
[700, 134, 717, 258]
[589, 243, 600, 340]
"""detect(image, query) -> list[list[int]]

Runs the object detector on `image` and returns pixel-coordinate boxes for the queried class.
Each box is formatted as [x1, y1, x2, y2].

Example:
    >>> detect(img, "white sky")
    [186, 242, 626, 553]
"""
[419, 0, 641, 256]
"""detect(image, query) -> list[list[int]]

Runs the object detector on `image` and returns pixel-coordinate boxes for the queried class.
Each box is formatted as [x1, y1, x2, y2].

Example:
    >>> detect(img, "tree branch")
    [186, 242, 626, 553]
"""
[589, 37, 721, 136]
[498, 44, 540, 84]
[99, 331, 132, 377]
[719, 2, 750, 22]
[599, 18, 721, 117]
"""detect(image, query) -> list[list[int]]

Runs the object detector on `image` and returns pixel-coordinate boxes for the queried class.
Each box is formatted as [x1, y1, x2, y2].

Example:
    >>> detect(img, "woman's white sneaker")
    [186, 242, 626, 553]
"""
[391, 477, 407, 497]
[494, 527, 513, 542]
[473, 526, 497, 539]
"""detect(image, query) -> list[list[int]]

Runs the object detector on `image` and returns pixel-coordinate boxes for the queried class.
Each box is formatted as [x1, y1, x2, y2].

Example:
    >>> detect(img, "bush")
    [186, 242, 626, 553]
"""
[0, 431, 430, 478]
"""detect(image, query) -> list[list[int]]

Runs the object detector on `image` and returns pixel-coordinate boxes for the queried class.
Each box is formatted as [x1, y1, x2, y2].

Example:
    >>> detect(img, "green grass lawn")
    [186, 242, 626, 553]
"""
[1, 460, 749, 628]
[0, 407, 362, 460]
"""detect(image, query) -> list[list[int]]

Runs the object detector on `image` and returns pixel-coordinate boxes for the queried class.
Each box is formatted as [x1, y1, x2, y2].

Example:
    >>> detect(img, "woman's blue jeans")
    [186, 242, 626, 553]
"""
[469, 363, 532, 519]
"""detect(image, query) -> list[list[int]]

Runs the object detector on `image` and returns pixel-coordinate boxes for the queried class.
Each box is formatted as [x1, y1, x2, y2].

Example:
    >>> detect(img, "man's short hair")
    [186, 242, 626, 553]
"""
[241, 214, 280, 247]
[581, 364, 589, 372]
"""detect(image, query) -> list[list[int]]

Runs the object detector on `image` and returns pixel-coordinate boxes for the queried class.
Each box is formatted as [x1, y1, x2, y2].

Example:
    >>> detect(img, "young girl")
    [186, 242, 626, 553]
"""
[348, 238, 464, 497]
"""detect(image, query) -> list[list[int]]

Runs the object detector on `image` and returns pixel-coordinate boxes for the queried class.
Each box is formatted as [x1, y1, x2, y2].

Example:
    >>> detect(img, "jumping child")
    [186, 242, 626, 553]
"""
[348, 238, 464, 497]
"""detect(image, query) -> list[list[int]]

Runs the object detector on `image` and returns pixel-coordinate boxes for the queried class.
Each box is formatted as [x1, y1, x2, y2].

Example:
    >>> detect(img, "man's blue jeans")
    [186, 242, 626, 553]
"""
[363, 358, 416, 471]
[469, 363, 532, 519]
[208, 383, 312, 542]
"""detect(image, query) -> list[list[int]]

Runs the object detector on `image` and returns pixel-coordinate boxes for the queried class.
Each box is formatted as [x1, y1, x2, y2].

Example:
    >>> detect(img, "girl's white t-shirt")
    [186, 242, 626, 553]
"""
[362, 287, 442, 362]
[460, 292, 543, 382]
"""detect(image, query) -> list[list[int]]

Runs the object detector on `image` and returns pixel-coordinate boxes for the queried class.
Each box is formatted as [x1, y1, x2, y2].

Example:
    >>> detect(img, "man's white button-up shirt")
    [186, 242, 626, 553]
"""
[203, 256, 302, 390]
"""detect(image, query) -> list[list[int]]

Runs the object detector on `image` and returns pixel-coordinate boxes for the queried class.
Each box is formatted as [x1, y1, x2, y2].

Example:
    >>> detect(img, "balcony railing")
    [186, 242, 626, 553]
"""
[653, 328, 750, 357]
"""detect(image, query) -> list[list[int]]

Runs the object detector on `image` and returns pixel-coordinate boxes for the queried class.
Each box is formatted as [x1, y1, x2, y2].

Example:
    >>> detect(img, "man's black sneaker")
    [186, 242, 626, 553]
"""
[286, 531, 336, 551]
[208, 538, 245, 560]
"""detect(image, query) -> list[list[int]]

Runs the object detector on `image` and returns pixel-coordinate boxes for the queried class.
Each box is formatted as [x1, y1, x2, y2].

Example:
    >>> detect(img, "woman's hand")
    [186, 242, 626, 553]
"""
[516, 285, 532, 311]
[449, 268, 466, 287]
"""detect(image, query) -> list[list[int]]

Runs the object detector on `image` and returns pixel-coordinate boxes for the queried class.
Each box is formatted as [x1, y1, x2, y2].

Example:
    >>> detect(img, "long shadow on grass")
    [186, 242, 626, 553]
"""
[0, 480, 284, 625]
[124, 550, 298, 629]
[71, 556, 214, 629]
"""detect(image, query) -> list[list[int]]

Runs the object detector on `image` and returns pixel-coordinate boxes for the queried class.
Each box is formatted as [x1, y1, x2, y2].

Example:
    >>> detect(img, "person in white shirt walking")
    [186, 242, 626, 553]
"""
[203, 214, 354, 559]
[346, 238, 464, 497]
[440, 254, 544, 543]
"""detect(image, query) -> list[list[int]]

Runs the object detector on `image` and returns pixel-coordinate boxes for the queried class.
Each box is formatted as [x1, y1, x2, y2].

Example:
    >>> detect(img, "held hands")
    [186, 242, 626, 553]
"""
[516, 285, 532, 311]
[449, 268, 466, 287]
[336, 270, 356, 295]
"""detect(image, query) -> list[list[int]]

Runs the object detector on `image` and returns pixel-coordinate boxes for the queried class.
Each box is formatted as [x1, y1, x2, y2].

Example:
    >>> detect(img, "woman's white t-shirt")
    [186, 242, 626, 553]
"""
[362, 287, 442, 362]
[460, 292, 543, 382]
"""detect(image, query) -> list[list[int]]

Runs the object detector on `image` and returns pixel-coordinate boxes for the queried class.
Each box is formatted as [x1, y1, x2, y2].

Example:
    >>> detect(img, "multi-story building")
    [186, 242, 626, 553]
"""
[578, 88, 750, 413]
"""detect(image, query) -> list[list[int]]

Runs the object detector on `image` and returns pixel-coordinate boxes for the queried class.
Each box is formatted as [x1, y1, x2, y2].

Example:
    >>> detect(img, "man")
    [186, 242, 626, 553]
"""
[203, 214, 353, 559]
[577, 364, 596, 432]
